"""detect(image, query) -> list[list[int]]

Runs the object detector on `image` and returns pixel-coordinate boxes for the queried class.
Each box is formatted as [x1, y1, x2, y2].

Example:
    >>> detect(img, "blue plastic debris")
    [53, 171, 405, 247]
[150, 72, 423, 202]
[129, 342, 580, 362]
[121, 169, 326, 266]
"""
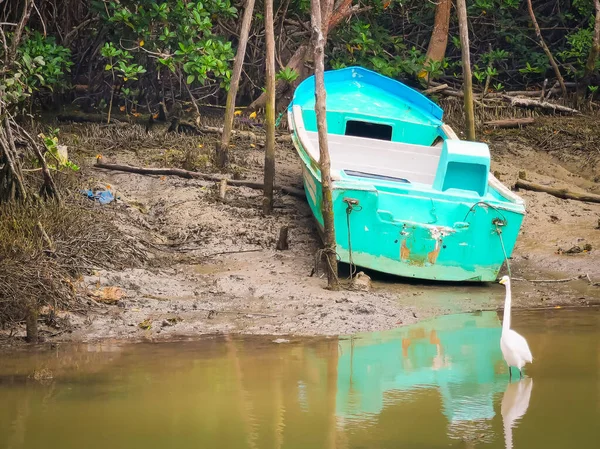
[80, 189, 115, 205]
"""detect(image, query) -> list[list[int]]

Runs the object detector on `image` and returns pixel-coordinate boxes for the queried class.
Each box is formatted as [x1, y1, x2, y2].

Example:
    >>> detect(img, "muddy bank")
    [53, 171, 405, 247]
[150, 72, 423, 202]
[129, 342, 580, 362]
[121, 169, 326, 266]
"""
[3, 115, 600, 344]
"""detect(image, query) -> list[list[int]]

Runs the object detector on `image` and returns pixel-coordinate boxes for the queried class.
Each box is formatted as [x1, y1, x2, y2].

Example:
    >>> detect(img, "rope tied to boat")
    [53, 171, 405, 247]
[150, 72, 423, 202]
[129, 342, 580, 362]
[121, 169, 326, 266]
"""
[466, 201, 512, 278]
[344, 198, 362, 280]
[275, 111, 285, 127]
[494, 219, 512, 278]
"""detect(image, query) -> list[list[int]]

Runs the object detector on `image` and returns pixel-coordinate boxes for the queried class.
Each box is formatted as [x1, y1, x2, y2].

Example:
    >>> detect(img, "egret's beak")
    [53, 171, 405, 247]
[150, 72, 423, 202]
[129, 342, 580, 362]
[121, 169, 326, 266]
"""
[499, 278, 506, 285]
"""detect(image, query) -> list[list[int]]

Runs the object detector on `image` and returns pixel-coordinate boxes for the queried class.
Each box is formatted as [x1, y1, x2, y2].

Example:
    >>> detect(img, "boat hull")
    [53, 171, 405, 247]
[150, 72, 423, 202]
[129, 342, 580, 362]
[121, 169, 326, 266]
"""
[299, 164, 523, 282]
[289, 67, 525, 282]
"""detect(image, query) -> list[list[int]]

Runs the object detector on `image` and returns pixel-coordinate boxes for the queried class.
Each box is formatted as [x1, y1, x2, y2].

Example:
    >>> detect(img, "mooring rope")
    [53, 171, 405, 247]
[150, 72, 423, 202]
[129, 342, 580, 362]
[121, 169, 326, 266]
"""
[344, 199, 362, 280]
[495, 220, 512, 278]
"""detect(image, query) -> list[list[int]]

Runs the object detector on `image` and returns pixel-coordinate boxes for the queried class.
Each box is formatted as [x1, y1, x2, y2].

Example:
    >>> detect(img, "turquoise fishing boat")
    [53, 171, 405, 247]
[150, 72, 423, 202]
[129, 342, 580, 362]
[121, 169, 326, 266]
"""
[287, 66, 525, 282]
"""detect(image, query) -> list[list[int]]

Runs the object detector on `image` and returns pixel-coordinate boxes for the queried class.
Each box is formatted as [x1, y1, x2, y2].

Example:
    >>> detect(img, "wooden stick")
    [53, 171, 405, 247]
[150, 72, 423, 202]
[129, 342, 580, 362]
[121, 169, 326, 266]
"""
[526, 0, 568, 98]
[456, 0, 476, 140]
[513, 274, 599, 285]
[507, 96, 580, 114]
[483, 118, 535, 128]
[276, 226, 289, 251]
[423, 84, 449, 95]
[217, 0, 256, 168]
[93, 162, 306, 199]
[263, 0, 276, 214]
[513, 276, 580, 283]
[219, 179, 227, 200]
[515, 179, 600, 203]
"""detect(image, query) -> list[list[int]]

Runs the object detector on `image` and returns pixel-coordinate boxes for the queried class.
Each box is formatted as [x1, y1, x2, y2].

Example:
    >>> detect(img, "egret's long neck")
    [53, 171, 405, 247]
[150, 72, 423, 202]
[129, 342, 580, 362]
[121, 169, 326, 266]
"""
[502, 281, 512, 332]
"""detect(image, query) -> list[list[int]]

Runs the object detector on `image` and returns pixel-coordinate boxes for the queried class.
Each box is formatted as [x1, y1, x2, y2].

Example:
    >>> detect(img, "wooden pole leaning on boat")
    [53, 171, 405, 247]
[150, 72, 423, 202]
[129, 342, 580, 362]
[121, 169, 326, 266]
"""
[311, 0, 339, 290]
[456, 0, 476, 140]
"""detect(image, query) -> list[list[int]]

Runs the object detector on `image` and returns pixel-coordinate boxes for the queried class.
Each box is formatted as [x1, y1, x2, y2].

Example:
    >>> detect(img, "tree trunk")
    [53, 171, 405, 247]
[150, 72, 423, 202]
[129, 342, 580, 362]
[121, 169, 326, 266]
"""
[216, 0, 256, 168]
[263, 0, 276, 214]
[456, 0, 476, 141]
[421, 0, 452, 80]
[526, 0, 568, 98]
[247, 0, 356, 113]
[311, 0, 339, 291]
[579, 0, 600, 99]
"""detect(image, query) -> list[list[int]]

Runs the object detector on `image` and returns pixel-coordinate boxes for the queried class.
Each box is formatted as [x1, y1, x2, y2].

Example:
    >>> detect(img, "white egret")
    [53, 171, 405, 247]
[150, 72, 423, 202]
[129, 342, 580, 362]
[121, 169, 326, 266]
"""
[499, 276, 533, 379]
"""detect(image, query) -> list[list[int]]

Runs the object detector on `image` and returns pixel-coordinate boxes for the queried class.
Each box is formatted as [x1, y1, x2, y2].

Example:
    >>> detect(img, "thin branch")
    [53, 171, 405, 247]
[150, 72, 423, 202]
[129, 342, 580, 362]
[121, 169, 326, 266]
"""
[525, 0, 567, 98]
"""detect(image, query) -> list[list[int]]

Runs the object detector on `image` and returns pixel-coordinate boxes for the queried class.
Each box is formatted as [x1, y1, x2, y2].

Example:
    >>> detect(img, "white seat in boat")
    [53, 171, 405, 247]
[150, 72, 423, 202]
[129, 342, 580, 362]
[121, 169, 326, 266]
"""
[305, 131, 442, 185]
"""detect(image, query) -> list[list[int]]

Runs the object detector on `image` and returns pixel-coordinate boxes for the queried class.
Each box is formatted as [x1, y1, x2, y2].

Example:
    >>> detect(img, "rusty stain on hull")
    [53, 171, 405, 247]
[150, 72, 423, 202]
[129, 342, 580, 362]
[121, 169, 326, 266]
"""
[427, 239, 442, 264]
[400, 240, 410, 261]
[428, 246, 441, 264]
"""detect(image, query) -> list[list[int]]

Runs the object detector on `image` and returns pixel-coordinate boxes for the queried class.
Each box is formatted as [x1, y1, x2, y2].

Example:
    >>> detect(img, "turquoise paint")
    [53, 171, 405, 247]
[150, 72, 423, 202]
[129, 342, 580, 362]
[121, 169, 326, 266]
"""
[289, 67, 526, 282]
[295, 66, 443, 146]
[434, 140, 490, 196]
[335, 311, 507, 422]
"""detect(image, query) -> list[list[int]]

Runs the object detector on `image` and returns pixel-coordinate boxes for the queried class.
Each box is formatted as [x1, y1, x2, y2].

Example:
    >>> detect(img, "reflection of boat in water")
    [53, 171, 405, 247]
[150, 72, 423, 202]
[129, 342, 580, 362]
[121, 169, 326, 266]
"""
[336, 311, 507, 430]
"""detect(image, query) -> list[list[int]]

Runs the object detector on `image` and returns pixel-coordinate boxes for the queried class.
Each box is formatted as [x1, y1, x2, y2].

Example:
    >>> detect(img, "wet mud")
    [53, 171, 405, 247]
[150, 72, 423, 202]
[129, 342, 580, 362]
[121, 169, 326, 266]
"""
[3, 115, 600, 343]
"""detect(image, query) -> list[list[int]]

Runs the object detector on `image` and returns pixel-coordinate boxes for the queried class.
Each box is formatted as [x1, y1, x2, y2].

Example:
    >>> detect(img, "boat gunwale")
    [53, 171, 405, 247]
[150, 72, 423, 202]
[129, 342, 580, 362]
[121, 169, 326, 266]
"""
[292, 66, 444, 123]
[289, 105, 525, 214]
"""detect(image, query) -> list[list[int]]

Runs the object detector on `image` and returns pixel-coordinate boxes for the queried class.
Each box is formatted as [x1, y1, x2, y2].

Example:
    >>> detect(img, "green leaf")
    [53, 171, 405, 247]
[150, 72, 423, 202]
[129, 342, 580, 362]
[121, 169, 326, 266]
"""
[23, 53, 33, 70]
[186, 74, 195, 84]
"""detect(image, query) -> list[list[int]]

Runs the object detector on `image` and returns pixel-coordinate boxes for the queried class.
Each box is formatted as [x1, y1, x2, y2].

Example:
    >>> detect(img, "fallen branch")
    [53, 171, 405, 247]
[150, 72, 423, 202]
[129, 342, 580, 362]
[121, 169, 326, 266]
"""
[423, 83, 449, 95]
[201, 125, 292, 143]
[204, 248, 264, 257]
[515, 179, 600, 203]
[93, 162, 306, 199]
[513, 274, 598, 285]
[507, 96, 580, 114]
[513, 275, 580, 283]
[483, 118, 535, 128]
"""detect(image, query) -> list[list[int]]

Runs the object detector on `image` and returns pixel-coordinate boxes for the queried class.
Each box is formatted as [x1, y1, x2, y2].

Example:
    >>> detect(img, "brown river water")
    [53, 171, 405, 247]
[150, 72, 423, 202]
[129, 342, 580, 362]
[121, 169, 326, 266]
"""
[1, 308, 598, 449]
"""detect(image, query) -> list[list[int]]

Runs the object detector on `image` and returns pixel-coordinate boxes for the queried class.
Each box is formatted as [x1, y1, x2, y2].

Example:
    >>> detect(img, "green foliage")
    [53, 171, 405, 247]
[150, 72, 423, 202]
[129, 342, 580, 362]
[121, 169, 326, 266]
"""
[38, 128, 80, 172]
[558, 25, 600, 76]
[329, 20, 437, 81]
[95, 0, 236, 90]
[18, 31, 73, 92]
[519, 61, 544, 75]
[0, 30, 72, 109]
[276, 67, 300, 83]
[101, 43, 146, 81]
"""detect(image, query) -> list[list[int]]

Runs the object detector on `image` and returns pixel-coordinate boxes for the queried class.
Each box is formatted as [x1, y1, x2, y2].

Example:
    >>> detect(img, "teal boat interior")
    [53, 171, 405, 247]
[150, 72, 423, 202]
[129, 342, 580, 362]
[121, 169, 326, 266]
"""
[289, 66, 524, 212]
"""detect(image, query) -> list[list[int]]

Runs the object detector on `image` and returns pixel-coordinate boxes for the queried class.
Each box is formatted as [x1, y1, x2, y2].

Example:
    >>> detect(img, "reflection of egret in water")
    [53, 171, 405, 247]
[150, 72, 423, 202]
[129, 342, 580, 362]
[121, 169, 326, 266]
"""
[501, 378, 533, 449]
[336, 311, 507, 435]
